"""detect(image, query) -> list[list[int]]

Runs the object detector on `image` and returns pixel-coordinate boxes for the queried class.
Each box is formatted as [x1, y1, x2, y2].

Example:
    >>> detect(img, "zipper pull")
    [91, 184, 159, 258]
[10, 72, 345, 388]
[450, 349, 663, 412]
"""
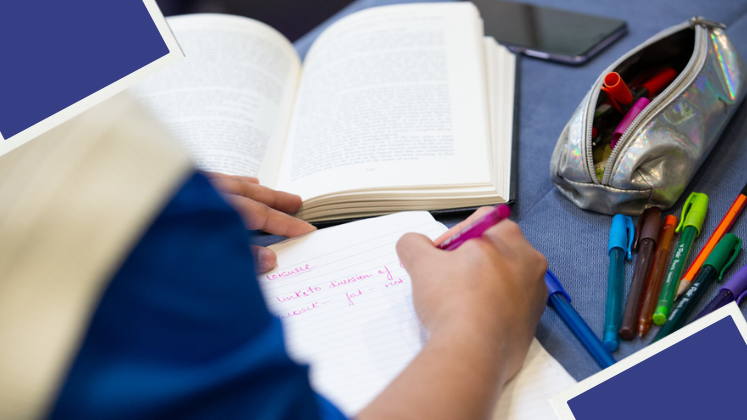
[690, 16, 726, 30]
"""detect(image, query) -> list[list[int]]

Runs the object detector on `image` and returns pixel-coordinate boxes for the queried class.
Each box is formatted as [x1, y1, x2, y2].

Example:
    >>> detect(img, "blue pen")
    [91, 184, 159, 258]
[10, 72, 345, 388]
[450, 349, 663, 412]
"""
[604, 215, 634, 352]
[546, 270, 616, 369]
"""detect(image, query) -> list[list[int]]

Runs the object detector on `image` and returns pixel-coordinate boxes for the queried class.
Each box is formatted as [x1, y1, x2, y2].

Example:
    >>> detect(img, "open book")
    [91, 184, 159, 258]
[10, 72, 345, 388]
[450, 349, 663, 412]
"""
[257, 212, 575, 418]
[131, 3, 516, 222]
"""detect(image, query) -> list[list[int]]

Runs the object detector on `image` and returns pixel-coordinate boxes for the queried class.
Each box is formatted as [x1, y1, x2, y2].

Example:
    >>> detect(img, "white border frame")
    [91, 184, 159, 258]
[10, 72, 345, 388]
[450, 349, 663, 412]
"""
[0, 0, 183, 157]
[550, 302, 747, 419]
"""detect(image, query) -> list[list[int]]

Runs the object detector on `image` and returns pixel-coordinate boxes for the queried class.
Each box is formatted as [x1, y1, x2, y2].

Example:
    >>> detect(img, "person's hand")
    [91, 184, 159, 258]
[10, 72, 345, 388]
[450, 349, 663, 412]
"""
[203, 171, 316, 273]
[396, 207, 548, 382]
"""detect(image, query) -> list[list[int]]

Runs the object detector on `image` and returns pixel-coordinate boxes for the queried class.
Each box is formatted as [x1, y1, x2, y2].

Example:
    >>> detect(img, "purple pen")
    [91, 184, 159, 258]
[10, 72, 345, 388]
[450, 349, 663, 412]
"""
[693, 264, 747, 320]
[438, 205, 511, 251]
[611, 97, 650, 149]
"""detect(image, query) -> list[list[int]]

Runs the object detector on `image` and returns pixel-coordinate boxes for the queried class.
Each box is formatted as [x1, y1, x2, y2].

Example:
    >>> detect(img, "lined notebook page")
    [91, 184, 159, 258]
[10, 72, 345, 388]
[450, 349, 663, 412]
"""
[258, 211, 576, 418]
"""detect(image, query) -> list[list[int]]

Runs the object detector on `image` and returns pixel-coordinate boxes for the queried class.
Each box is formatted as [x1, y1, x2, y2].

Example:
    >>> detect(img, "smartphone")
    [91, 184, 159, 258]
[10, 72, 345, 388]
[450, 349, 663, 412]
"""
[466, 0, 627, 65]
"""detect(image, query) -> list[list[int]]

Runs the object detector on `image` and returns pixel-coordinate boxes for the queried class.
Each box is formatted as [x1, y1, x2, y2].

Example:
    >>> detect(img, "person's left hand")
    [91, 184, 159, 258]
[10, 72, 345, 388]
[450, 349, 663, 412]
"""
[203, 171, 316, 273]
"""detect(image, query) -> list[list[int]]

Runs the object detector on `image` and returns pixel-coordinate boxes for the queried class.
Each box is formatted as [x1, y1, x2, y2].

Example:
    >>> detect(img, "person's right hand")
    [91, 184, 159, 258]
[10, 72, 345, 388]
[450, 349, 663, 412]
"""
[396, 207, 548, 383]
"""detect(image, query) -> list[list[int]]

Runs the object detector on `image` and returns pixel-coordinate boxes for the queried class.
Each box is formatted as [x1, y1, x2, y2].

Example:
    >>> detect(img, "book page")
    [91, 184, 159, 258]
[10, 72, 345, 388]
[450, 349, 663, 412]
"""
[275, 3, 493, 199]
[130, 14, 300, 183]
[485, 37, 516, 199]
[259, 212, 576, 418]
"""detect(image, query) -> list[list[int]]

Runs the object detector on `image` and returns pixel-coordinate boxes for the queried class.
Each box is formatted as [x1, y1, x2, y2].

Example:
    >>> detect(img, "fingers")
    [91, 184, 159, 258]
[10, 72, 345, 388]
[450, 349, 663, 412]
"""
[397, 232, 439, 272]
[482, 219, 525, 254]
[433, 206, 496, 246]
[210, 177, 303, 215]
[202, 171, 260, 185]
[251, 245, 277, 273]
[223, 194, 316, 237]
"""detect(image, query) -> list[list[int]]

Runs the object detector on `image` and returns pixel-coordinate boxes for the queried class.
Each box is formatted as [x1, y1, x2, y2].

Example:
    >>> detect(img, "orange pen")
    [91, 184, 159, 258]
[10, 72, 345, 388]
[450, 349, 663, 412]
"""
[638, 215, 678, 337]
[677, 182, 747, 298]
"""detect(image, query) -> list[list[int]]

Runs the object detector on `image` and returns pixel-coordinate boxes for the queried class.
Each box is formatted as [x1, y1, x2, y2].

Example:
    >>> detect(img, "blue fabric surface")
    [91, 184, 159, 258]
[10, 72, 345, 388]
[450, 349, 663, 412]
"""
[49, 173, 346, 420]
[284, 0, 747, 381]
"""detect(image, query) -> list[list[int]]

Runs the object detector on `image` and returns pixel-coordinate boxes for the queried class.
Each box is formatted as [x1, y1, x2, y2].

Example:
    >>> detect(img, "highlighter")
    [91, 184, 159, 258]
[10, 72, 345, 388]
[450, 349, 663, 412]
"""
[611, 97, 650, 149]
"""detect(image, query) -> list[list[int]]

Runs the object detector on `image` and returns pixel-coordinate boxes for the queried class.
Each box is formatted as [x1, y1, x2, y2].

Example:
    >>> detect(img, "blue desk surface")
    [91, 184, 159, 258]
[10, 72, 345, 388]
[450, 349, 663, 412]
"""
[268, 0, 747, 381]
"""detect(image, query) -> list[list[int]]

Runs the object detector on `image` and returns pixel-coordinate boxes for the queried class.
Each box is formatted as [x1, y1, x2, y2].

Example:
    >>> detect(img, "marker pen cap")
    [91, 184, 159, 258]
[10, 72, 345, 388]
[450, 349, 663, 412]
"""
[641, 67, 678, 99]
[675, 192, 709, 235]
[633, 206, 662, 250]
[608, 214, 634, 259]
[703, 234, 741, 281]
[545, 270, 571, 304]
[721, 264, 747, 304]
[611, 97, 650, 148]
[604, 72, 633, 105]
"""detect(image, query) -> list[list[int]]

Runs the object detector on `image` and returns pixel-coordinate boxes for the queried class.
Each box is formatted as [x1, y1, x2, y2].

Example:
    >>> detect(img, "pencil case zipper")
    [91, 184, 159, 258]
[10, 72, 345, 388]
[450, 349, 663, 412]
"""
[583, 17, 723, 185]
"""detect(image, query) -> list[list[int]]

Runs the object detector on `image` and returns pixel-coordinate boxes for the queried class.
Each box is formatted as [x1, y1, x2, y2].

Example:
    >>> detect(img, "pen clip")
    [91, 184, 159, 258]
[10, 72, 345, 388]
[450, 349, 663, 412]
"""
[718, 238, 742, 281]
[737, 289, 747, 305]
[624, 217, 634, 260]
[634, 208, 654, 251]
[676, 193, 696, 233]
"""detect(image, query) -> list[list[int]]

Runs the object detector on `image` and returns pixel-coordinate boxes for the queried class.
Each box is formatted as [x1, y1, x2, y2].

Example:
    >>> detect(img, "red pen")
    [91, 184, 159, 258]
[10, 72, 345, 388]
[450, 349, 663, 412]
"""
[438, 205, 511, 251]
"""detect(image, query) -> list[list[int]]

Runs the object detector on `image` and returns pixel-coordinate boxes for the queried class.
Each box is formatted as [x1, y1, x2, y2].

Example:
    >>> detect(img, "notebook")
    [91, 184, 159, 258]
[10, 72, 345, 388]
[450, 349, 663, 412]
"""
[257, 211, 576, 418]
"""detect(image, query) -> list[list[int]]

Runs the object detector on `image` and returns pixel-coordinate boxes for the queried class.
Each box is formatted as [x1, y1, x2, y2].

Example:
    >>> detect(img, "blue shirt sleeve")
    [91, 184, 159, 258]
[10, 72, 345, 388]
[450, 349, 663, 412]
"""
[48, 172, 347, 420]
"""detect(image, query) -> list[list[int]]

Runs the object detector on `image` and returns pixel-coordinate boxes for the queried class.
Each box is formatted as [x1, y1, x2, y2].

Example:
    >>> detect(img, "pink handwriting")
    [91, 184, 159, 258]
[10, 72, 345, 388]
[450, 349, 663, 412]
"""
[275, 286, 323, 303]
[385, 279, 404, 288]
[278, 300, 330, 319]
[266, 264, 312, 281]
[329, 273, 374, 289]
[346, 289, 364, 306]
[378, 266, 394, 281]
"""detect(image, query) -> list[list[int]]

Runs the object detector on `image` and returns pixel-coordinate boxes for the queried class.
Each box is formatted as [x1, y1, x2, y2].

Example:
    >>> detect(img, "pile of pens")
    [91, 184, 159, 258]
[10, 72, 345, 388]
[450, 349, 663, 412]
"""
[544, 182, 747, 371]
[603, 182, 747, 355]
[591, 67, 678, 180]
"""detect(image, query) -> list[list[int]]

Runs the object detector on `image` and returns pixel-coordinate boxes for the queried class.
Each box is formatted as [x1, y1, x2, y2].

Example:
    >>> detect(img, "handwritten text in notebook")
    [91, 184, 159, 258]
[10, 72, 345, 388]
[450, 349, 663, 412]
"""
[258, 212, 445, 415]
[257, 211, 577, 419]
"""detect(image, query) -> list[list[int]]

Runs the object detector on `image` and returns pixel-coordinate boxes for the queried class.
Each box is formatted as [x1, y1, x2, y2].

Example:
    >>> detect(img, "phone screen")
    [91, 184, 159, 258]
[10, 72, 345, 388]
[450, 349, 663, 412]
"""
[467, 0, 626, 63]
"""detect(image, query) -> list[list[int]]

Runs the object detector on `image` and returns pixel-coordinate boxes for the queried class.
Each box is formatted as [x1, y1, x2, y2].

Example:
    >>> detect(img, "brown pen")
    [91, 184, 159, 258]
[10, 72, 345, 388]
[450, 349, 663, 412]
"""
[619, 207, 662, 341]
[637, 215, 678, 337]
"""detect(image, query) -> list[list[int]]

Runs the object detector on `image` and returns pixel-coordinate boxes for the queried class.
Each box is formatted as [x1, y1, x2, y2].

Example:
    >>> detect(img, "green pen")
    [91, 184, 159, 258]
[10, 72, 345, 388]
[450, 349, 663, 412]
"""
[652, 193, 708, 325]
[652, 233, 741, 343]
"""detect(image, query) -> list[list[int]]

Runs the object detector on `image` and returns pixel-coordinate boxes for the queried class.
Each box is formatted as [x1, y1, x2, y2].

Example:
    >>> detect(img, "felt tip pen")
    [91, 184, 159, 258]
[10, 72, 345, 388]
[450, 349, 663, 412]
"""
[620, 207, 662, 341]
[694, 263, 747, 320]
[653, 234, 741, 343]
[632, 67, 677, 100]
[653, 193, 708, 325]
[603, 215, 634, 351]
[438, 205, 511, 251]
[546, 270, 616, 369]
[603, 72, 634, 107]
[611, 97, 650, 149]
[638, 214, 678, 337]
[680, 182, 747, 295]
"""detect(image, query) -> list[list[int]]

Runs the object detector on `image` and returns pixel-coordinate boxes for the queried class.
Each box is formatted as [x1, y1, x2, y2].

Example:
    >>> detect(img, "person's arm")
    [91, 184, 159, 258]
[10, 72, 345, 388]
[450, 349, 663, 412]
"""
[358, 207, 548, 420]
[203, 171, 315, 272]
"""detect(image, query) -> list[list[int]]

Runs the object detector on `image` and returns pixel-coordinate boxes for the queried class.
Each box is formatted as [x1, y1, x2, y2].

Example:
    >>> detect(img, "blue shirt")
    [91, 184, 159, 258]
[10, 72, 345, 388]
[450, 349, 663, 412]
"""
[48, 173, 347, 420]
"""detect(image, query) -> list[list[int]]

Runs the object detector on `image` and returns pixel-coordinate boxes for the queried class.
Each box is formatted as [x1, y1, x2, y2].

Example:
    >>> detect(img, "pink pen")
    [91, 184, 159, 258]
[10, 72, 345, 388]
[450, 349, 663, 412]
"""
[437, 205, 511, 251]
[611, 97, 650, 149]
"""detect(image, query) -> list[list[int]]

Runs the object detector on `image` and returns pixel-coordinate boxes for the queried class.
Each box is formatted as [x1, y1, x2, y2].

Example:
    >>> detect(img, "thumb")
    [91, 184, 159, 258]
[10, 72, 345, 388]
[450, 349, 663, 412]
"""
[251, 245, 277, 273]
[396, 232, 439, 273]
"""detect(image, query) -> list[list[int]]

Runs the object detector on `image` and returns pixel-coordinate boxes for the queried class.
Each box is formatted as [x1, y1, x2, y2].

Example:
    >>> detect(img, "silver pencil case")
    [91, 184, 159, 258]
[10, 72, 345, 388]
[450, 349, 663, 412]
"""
[550, 17, 747, 216]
